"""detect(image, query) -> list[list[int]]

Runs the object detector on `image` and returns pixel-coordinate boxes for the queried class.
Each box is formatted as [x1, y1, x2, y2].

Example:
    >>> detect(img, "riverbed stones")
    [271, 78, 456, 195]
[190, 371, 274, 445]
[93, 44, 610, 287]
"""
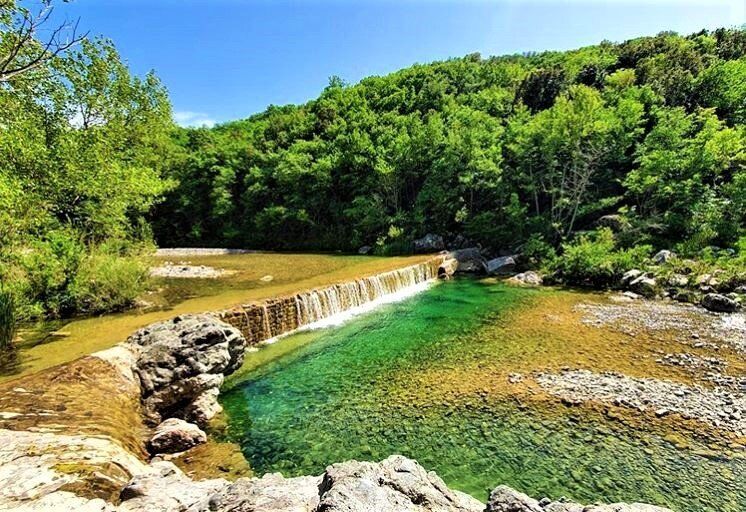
[701, 293, 741, 313]
[150, 264, 229, 279]
[536, 369, 746, 436]
[125, 315, 247, 426]
[414, 234, 445, 253]
[148, 419, 206, 454]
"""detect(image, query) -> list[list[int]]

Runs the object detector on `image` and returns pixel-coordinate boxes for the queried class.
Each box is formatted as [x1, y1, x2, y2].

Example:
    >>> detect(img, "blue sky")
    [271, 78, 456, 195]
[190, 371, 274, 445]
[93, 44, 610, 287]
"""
[49, 0, 744, 126]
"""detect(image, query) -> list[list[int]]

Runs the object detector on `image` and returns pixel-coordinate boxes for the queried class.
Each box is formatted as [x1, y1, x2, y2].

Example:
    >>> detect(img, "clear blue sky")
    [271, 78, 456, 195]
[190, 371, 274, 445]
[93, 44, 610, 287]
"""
[49, 0, 744, 126]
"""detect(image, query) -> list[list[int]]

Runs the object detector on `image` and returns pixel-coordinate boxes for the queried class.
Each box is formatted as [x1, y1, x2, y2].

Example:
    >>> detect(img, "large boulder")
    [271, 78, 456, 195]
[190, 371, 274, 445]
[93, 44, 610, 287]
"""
[317, 455, 484, 512]
[125, 315, 247, 426]
[147, 418, 206, 454]
[629, 275, 657, 298]
[449, 248, 487, 274]
[414, 234, 445, 253]
[358, 246, 373, 255]
[486, 256, 518, 276]
[701, 293, 741, 313]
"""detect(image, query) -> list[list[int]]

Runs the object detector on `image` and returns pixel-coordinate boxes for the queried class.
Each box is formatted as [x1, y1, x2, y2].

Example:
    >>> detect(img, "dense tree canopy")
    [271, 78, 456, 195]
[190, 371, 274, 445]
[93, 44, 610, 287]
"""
[1, 0, 175, 319]
[155, 29, 746, 256]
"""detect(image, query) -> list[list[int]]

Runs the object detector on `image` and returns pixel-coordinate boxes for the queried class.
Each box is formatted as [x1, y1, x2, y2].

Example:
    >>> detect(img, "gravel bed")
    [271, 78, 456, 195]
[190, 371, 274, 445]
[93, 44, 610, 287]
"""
[536, 369, 746, 437]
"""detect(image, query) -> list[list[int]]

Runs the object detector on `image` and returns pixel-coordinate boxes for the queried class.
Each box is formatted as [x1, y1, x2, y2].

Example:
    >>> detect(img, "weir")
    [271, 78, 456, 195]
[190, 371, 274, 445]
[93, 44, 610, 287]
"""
[217, 257, 443, 344]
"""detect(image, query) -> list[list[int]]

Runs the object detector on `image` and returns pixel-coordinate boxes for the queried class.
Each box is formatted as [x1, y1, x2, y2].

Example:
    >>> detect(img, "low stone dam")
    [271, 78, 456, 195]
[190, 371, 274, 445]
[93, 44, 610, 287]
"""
[217, 258, 443, 344]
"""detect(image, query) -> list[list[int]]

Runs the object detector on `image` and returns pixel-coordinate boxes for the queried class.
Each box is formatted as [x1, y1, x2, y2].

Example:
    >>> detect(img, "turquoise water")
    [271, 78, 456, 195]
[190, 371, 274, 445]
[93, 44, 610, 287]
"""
[220, 279, 745, 512]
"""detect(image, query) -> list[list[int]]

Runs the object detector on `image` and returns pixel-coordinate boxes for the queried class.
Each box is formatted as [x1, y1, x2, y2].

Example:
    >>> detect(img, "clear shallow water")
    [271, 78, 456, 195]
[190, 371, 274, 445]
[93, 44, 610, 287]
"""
[220, 279, 745, 512]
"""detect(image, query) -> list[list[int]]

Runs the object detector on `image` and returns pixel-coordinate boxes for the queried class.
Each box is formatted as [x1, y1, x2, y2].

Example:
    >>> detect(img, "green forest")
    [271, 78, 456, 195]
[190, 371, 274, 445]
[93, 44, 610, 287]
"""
[2, 0, 746, 327]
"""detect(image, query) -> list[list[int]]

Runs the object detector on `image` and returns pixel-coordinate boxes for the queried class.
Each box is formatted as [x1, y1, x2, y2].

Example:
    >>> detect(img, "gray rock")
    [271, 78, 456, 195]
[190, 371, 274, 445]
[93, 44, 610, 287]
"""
[358, 246, 372, 255]
[183, 388, 222, 427]
[666, 273, 688, 288]
[630, 275, 657, 298]
[126, 315, 246, 426]
[204, 472, 321, 512]
[620, 269, 642, 287]
[148, 418, 206, 454]
[486, 485, 672, 512]
[701, 293, 741, 313]
[507, 271, 543, 286]
[486, 485, 543, 511]
[119, 461, 226, 512]
[486, 256, 518, 276]
[449, 248, 487, 274]
[318, 455, 484, 512]
[652, 250, 675, 264]
[414, 234, 445, 253]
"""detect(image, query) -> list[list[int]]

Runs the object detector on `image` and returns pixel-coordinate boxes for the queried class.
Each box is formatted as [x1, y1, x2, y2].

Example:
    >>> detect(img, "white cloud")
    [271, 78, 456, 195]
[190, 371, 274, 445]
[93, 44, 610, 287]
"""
[173, 111, 216, 128]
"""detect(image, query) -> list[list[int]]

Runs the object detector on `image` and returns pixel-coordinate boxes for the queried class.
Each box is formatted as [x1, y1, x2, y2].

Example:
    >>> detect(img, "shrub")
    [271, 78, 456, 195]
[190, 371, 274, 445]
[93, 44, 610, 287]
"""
[68, 248, 151, 315]
[551, 228, 651, 287]
[0, 289, 16, 351]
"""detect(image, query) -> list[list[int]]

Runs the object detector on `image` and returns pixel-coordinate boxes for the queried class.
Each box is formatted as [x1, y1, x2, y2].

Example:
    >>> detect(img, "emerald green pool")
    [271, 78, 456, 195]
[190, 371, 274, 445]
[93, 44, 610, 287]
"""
[220, 279, 745, 512]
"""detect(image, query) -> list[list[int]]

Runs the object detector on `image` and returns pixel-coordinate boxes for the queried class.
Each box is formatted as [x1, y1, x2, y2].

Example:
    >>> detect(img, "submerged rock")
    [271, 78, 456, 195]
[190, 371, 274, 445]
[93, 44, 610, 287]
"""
[125, 315, 246, 426]
[414, 234, 445, 253]
[148, 418, 206, 454]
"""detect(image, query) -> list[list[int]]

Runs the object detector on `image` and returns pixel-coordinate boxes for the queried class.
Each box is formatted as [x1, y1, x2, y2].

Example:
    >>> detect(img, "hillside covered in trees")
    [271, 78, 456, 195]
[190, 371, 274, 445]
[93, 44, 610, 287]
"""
[156, 28, 746, 260]
[2, 6, 746, 327]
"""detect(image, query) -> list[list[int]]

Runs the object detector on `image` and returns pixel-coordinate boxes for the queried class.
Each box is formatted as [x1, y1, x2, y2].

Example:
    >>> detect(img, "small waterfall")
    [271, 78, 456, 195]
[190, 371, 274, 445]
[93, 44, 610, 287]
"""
[219, 257, 442, 345]
[294, 261, 438, 327]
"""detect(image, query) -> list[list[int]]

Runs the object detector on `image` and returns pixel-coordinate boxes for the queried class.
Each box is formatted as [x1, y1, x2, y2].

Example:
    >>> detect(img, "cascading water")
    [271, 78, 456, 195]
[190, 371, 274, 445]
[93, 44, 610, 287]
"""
[295, 261, 438, 328]
[219, 258, 442, 345]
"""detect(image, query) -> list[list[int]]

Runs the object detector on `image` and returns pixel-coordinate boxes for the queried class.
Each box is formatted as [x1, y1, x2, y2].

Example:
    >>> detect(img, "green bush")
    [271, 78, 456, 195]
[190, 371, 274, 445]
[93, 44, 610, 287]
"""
[68, 248, 150, 315]
[0, 289, 16, 351]
[551, 228, 651, 287]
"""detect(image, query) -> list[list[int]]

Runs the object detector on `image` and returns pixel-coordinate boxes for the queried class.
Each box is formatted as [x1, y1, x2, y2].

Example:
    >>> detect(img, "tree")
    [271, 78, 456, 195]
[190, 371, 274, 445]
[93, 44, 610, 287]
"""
[0, 0, 86, 82]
